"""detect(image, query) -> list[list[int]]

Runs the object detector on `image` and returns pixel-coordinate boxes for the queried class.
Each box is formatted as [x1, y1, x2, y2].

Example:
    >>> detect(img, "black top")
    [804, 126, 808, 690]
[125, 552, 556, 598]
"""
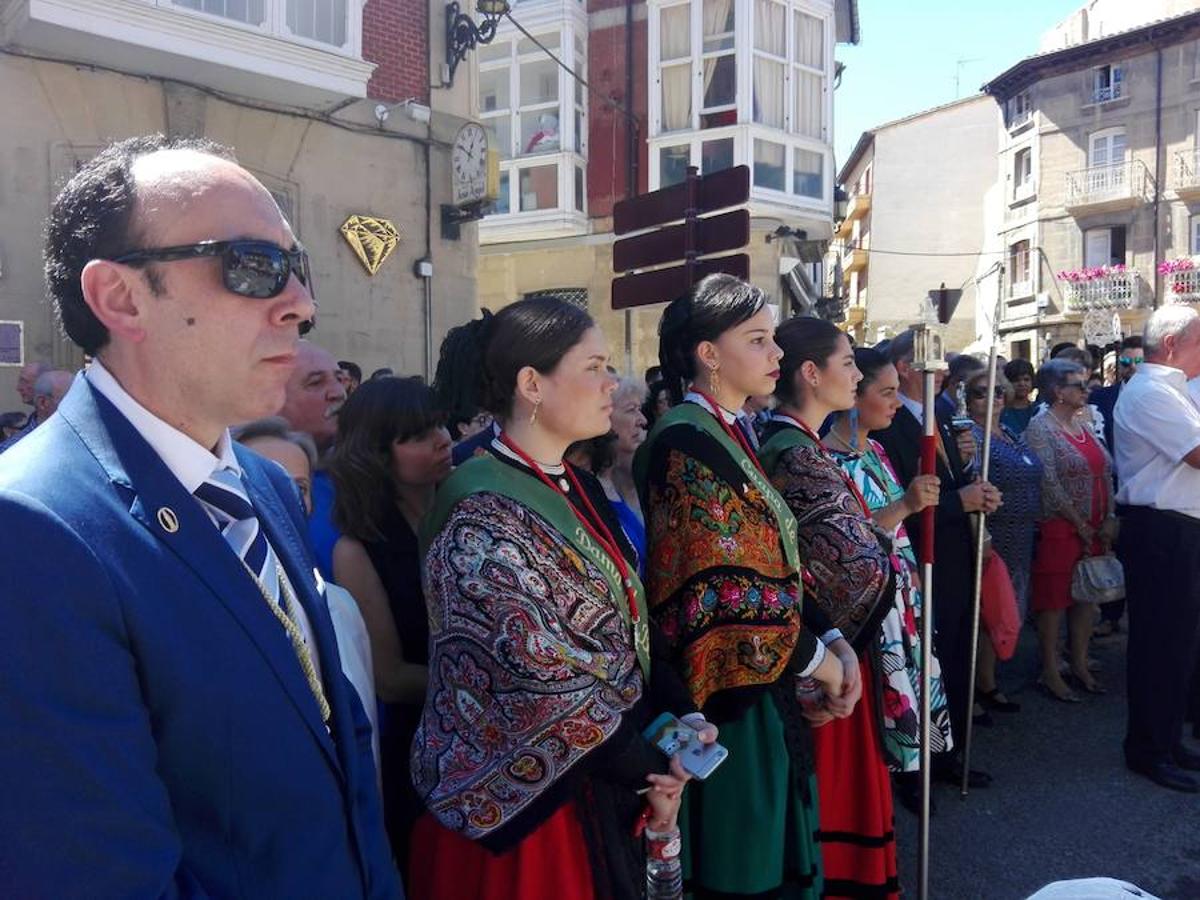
[362, 504, 428, 666]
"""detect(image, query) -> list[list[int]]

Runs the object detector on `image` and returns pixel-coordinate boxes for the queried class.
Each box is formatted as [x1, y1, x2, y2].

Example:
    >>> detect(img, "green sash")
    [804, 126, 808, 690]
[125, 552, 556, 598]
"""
[757, 421, 817, 479]
[422, 454, 651, 679]
[636, 401, 803, 586]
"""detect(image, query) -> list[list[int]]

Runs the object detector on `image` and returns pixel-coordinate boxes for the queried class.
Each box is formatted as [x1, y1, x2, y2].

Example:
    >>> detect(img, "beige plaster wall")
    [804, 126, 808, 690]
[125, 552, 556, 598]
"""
[0, 53, 478, 405]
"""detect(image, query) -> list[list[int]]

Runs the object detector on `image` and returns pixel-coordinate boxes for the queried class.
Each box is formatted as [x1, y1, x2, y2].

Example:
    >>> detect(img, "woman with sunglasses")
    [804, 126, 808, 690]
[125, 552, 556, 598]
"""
[821, 347, 954, 807]
[963, 369, 1042, 720]
[1025, 359, 1117, 702]
[637, 276, 845, 899]
[759, 322, 903, 899]
[409, 296, 709, 900]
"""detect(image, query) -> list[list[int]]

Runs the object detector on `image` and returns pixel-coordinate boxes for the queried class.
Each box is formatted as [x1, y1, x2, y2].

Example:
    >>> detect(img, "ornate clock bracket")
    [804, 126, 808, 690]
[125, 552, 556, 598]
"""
[446, 0, 511, 85]
[441, 201, 490, 240]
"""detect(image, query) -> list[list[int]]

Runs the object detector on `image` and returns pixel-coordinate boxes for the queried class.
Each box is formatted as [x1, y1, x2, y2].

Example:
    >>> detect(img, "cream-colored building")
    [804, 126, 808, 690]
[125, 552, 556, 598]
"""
[983, 5, 1200, 360]
[0, 0, 478, 403]
[832, 95, 996, 351]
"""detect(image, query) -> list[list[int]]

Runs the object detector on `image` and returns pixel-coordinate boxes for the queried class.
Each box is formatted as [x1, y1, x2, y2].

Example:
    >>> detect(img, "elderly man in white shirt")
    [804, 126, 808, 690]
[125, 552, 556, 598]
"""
[1113, 304, 1200, 793]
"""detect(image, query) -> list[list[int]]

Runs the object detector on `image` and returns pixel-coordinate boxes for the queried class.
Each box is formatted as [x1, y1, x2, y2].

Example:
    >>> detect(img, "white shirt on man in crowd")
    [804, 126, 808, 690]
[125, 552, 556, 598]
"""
[1114, 362, 1200, 519]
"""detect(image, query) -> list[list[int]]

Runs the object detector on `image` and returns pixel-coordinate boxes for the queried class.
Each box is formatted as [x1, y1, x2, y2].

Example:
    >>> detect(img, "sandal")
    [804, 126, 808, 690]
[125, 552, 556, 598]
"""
[1037, 678, 1081, 704]
[978, 688, 1021, 713]
[1066, 671, 1108, 695]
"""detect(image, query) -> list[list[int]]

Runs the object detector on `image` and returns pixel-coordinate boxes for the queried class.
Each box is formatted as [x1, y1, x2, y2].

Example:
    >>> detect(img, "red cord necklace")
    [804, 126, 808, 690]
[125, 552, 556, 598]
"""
[689, 388, 767, 477]
[497, 432, 643, 630]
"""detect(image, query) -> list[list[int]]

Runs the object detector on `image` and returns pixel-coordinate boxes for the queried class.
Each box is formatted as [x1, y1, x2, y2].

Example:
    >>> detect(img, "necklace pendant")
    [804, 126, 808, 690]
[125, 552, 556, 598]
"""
[559, 477, 570, 492]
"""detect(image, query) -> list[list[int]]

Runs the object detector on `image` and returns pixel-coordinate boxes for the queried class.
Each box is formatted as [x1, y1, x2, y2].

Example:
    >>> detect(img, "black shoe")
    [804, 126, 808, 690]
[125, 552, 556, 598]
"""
[1173, 745, 1200, 771]
[934, 766, 992, 788]
[972, 706, 995, 728]
[894, 775, 936, 816]
[978, 688, 1021, 713]
[1127, 760, 1199, 793]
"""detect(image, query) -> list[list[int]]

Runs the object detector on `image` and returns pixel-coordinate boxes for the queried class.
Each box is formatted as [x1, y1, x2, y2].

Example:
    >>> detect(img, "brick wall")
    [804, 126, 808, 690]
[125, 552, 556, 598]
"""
[586, 4, 648, 218]
[363, 0, 429, 103]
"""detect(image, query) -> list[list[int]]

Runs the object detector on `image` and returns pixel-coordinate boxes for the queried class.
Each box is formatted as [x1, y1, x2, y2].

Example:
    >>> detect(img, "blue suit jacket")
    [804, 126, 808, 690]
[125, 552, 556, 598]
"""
[0, 378, 402, 899]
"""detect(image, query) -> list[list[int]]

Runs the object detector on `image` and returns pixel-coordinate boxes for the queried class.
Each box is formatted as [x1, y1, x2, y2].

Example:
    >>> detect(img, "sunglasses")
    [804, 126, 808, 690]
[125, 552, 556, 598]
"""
[969, 386, 1006, 400]
[1063, 381, 1088, 390]
[1118, 356, 1142, 366]
[111, 239, 316, 334]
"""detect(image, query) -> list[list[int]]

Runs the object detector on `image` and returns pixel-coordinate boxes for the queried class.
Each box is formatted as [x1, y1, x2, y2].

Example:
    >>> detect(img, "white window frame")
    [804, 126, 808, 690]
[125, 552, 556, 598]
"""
[1084, 225, 1125, 268]
[164, 0, 363, 57]
[647, 0, 834, 208]
[1092, 63, 1124, 104]
[1012, 146, 1034, 202]
[1009, 238, 1032, 298]
[1007, 90, 1032, 129]
[477, 22, 590, 225]
[1190, 214, 1200, 256]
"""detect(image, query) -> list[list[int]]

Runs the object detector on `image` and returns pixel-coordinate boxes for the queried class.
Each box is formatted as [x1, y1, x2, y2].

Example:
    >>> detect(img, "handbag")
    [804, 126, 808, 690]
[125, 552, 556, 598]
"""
[1071, 553, 1125, 604]
[981, 554, 1020, 661]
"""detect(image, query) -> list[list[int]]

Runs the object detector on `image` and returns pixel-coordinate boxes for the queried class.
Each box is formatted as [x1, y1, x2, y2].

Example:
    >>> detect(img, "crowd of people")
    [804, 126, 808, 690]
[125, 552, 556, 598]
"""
[3, 133, 1200, 900]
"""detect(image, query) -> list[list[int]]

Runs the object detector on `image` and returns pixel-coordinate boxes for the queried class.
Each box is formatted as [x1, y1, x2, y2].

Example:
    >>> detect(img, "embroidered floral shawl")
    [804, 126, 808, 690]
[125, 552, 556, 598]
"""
[635, 401, 814, 711]
[411, 462, 644, 841]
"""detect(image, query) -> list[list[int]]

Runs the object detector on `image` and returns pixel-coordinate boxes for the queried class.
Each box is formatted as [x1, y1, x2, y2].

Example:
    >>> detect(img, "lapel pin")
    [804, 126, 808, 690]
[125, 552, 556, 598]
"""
[157, 507, 180, 533]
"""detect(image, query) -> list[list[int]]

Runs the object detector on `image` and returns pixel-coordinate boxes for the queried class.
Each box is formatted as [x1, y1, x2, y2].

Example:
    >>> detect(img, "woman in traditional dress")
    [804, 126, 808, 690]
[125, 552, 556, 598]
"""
[819, 348, 955, 810]
[328, 376, 453, 868]
[409, 296, 713, 900]
[759, 321, 907, 899]
[637, 275, 846, 899]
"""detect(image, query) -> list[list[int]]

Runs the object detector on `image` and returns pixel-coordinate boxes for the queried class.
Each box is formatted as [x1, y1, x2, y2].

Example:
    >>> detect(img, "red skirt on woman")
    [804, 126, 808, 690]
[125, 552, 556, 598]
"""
[1031, 432, 1107, 612]
[408, 802, 595, 900]
[811, 656, 899, 899]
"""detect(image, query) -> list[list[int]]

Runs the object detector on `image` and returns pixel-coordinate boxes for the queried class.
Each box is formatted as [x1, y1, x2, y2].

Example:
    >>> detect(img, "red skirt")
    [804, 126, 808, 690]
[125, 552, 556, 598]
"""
[1031, 517, 1101, 612]
[408, 802, 595, 900]
[811, 656, 899, 899]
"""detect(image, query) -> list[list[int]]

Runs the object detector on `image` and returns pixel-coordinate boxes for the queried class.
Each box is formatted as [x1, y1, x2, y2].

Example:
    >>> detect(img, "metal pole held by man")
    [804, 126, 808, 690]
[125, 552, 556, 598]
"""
[911, 314, 947, 900]
[961, 263, 1006, 798]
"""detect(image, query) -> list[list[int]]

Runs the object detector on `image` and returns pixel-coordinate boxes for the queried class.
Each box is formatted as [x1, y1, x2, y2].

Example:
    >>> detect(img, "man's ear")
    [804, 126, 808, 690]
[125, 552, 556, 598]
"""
[80, 260, 149, 344]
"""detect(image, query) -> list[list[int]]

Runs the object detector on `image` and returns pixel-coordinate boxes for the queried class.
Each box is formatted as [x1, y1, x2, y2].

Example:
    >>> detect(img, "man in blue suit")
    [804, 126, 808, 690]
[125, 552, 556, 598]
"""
[0, 136, 402, 898]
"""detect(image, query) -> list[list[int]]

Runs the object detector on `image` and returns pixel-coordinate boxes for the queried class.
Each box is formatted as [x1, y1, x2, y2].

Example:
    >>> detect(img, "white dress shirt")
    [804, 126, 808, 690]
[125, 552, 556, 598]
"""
[1114, 362, 1200, 519]
[898, 392, 924, 424]
[86, 360, 323, 674]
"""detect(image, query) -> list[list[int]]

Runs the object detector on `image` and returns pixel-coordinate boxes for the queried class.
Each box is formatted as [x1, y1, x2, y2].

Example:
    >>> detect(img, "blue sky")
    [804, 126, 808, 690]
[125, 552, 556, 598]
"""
[834, 0, 1084, 169]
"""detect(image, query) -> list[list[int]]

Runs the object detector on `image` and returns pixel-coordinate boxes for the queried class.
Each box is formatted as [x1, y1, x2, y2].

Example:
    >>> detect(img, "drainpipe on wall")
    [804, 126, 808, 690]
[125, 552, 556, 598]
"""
[420, 111, 435, 380]
[623, 0, 637, 374]
[1153, 45, 1163, 309]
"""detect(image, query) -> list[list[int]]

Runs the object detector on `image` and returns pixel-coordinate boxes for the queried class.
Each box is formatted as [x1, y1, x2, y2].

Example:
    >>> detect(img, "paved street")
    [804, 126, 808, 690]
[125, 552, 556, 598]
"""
[894, 627, 1200, 898]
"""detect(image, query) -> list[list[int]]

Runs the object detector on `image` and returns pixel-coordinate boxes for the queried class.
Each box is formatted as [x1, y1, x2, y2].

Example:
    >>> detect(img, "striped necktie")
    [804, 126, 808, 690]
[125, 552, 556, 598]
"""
[195, 466, 330, 724]
[196, 467, 283, 609]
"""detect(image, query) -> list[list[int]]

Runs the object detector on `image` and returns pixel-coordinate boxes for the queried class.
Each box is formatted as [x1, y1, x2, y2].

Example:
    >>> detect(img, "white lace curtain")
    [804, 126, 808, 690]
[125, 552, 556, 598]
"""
[753, 0, 785, 128]
[661, 4, 692, 131]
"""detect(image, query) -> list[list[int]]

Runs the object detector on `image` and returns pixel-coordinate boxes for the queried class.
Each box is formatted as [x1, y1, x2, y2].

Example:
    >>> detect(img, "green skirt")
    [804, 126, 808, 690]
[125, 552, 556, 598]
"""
[681, 693, 823, 897]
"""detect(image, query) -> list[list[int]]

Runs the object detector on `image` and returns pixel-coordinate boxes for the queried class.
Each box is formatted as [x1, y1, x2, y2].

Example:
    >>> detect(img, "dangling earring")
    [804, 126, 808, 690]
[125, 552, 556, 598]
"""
[707, 363, 721, 398]
[530, 397, 542, 426]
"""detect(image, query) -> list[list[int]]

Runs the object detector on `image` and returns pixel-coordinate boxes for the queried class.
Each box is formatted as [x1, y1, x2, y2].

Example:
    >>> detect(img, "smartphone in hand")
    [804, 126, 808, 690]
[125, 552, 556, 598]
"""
[642, 713, 729, 780]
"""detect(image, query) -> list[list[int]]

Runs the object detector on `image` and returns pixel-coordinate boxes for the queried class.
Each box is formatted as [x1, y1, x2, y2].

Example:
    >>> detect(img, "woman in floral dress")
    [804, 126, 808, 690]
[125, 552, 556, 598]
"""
[820, 347, 955, 774]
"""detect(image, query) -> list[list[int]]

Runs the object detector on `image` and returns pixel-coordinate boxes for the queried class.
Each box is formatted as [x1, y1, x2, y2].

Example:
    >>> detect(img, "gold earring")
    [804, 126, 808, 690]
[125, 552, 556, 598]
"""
[708, 364, 721, 398]
[530, 397, 541, 425]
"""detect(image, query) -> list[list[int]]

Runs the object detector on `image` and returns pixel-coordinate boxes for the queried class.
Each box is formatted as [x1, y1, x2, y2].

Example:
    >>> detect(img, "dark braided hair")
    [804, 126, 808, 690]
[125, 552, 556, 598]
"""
[433, 297, 594, 421]
[657, 273, 767, 404]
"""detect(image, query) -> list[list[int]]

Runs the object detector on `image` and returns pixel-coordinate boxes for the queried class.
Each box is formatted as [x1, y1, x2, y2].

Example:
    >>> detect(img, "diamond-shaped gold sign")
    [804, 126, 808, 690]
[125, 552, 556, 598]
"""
[339, 214, 400, 276]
